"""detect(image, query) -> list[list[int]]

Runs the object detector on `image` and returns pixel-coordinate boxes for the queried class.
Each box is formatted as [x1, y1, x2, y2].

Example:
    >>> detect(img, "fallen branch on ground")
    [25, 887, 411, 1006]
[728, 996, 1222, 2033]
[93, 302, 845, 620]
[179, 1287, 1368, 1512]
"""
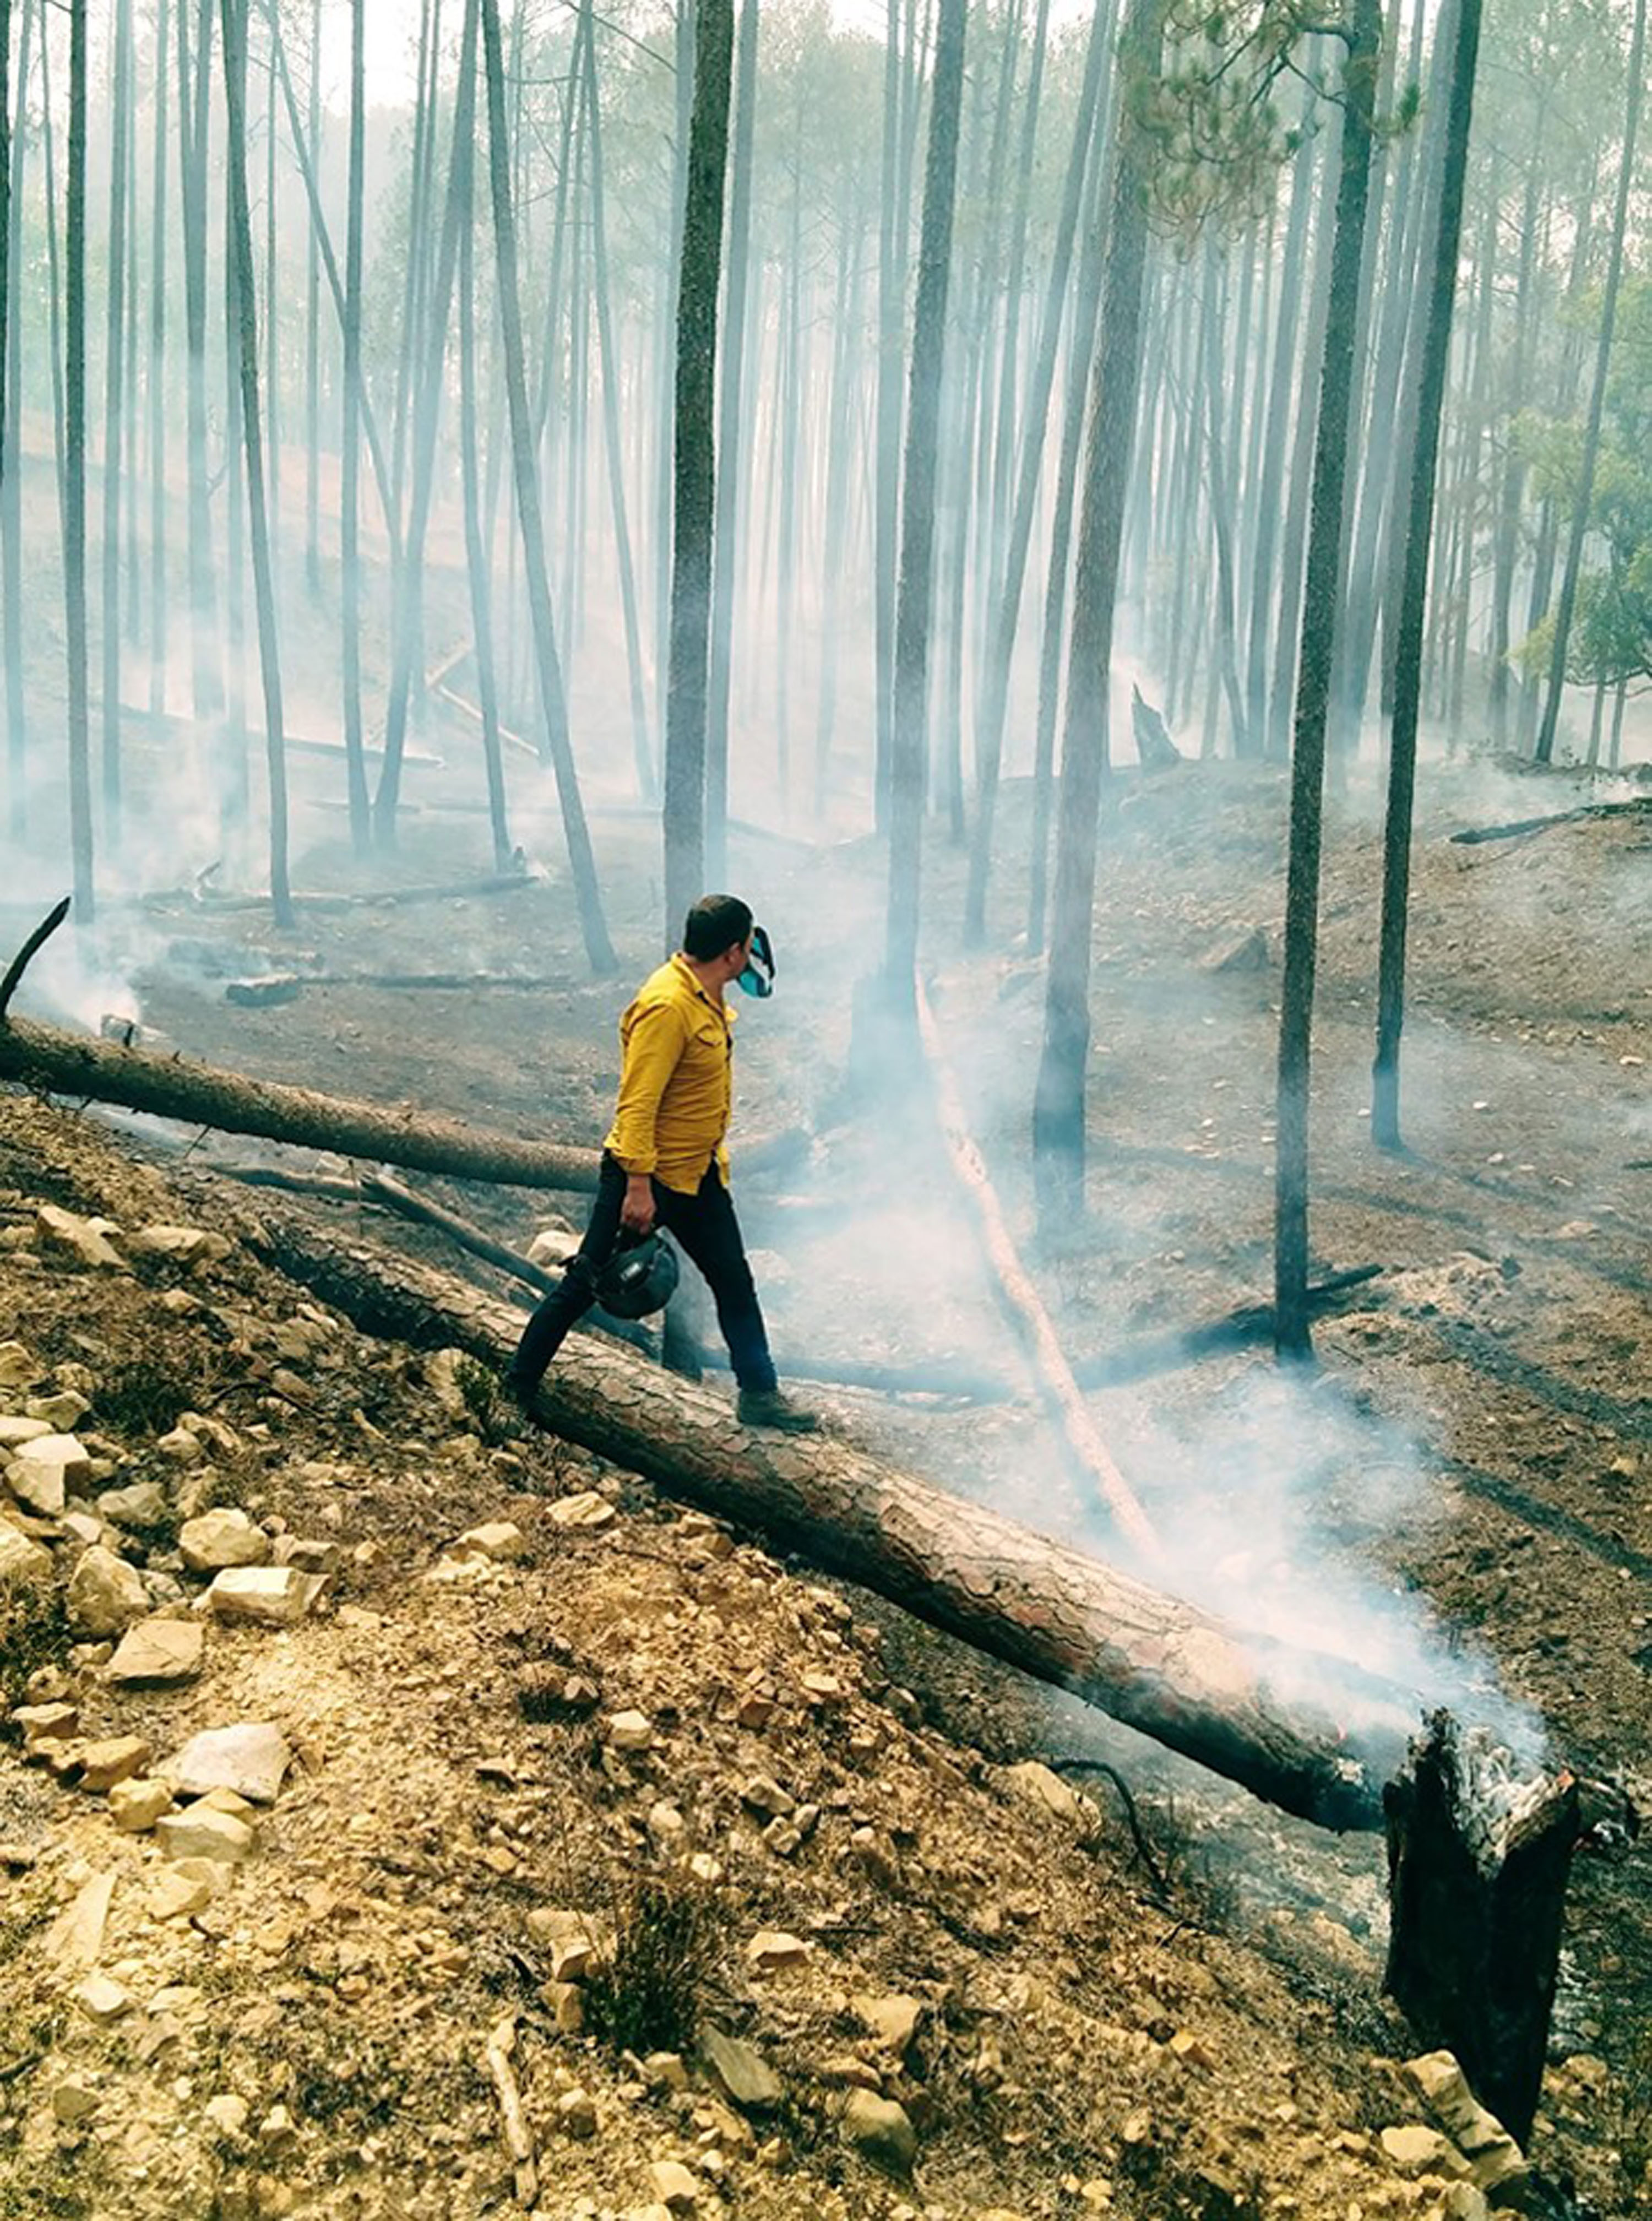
[916, 975, 1161, 1561]
[483, 2018, 537, 2208]
[238, 1195, 1419, 1832]
[1449, 795, 1652, 846]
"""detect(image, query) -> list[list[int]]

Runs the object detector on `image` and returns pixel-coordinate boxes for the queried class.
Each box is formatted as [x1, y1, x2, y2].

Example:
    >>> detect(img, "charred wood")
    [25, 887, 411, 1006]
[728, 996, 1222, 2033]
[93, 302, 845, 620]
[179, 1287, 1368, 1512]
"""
[240, 1199, 1416, 1832]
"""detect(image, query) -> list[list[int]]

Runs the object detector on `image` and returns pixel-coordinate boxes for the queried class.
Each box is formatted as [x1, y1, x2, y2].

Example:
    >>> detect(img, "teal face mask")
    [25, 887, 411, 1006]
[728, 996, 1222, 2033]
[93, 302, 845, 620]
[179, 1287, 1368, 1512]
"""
[737, 924, 775, 999]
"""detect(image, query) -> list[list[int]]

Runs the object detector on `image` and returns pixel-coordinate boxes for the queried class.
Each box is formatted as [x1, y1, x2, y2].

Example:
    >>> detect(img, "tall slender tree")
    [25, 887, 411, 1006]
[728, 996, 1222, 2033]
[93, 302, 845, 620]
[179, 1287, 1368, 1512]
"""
[662, 0, 736, 941]
[1534, 0, 1646, 764]
[883, 0, 969, 1011]
[340, 0, 369, 850]
[704, 0, 758, 882]
[220, 0, 292, 926]
[2, 0, 26, 841]
[1273, 0, 1383, 1357]
[1371, 0, 1482, 1149]
[148, 0, 170, 742]
[101, 0, 135, 842]
[64, 0, 94, 920]
[1031, 0, 1163, 1218]
[481, 0, 615, 971]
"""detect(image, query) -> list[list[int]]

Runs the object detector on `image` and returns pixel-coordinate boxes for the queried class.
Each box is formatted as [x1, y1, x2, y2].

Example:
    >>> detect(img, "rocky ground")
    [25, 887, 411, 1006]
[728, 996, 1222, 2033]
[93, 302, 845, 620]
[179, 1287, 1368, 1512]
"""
[2, 740, 1649, 2220]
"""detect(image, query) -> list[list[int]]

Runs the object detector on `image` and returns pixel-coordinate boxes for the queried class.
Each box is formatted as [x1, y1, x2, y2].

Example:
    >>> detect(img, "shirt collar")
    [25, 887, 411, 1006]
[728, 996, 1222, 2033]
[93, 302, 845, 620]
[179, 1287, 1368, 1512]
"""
[671, 951, 734, 1022]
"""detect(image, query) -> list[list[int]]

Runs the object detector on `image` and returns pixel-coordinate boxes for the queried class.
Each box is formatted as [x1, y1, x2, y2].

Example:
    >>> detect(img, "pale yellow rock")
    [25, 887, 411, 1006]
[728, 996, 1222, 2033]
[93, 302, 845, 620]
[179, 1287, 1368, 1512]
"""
[155, 1806, 256, 1864]
[0, 1521, 52, 1585]
[107, 1617, 204, 1687]
[547, 1491, 616, 1531]
[205, 1566, 322, 1626]
[66, 1545, 149, 1636]
[746, 1929, 812, 1973]
[51, 2072, 101, 2123]
[606, 1709, 654, 1751]
[180, 1508, 271, 1573]
[452, 1521, 528, 1563]
[149, 1859, 222, 1921]
[35, 1205, 128, 1272]
[75, 1973, 132, 2022]
[109, 1777, 173, 1833]
[648, 2158, 700, 2211]
[8, 1431, 90, 1514]
[854, 1993, 923, 2056]
[557, 2086, 597, 2138]
[1003, 1760, 1100, 1831]
[0, 1340, 40, 1389]
[1381, 2124, 1465, 2176]
[47, 1869, 117, 1968]
[841, 2088, 917, 2176]
[78, 1735, 153, 1793]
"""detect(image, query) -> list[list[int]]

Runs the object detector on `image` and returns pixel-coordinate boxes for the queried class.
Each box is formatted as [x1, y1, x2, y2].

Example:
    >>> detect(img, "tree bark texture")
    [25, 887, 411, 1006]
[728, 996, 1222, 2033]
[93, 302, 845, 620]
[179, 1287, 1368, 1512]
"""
[1271, 0, 1381, 1356]
[884, 0, 969, 1009]
[240, 1202, 1412, 1832]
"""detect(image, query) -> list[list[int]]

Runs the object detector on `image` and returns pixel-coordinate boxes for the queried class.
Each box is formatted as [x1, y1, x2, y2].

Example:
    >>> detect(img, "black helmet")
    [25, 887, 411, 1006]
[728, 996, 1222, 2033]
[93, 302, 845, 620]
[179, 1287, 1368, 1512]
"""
[593, 1232, 680, 1320]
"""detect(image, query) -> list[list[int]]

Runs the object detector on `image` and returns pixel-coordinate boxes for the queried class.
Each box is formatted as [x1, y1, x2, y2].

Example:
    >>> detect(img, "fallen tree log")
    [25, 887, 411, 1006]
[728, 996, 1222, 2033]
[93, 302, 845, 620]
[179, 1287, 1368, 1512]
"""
[237, 1198, 1419, 1831]
[0, 1000, 806, 1196]
[1449, 795, 1652, 846]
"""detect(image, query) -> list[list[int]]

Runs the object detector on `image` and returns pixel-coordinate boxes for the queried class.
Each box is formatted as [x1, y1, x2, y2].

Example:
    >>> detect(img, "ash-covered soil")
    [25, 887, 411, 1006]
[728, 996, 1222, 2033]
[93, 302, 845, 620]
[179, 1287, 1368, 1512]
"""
[2, 740, 1649, 2218]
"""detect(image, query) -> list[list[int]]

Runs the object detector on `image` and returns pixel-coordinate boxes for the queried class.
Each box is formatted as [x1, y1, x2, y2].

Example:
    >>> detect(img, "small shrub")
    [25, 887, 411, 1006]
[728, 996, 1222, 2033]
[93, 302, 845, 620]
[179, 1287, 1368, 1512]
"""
[582, 1878, 714, 2056]
[456, 1354, 519, 1447]
[94, 1356, 192, 1439]
[0, 1583, 72, 1713]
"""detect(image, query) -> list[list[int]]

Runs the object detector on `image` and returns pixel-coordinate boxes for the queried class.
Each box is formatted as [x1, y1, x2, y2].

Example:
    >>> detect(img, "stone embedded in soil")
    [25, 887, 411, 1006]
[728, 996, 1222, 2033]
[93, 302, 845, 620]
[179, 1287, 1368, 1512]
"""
[204, 2093, 250, 2138]
[109, 1777, 174, 1832]
[1003, 1760, 1100, 1832]
[605, 1709, 654, 1751]
[1381, 2123, 1466, 2176]
[8, 1431, 92, 1514]
[556, 2086, 598, 2138]
[452, 1521, 527, 1563]
[51, 2072, 102, 2124]
[25, 1388, 91, 1431]
[702, 2027, 784, 2113]
[155, 1806, 257, 1864]
[0, 1340, 40, 1389]
[156, 1426, 205, 1464]
[854, 1993, 923, 2057]
[165, 1722, 292, 1806]
[840, 2088, 918, 2176]
[78, 1735, 154, 1792]
[741, 1774, 795, 1817]
[180, 1507, 272, 1573]
[746, 1928, 811, 1973]
[648, 2158, 700, 2211]
[205, 1565, 323, 1626]
[13, 1700, 79, 1744]
[35, 1205, 129, 1272]
[547, 1490, 617, 1531]
[96, 1481, 169, 1529]
[47, 1869, 117, 1968]
[67, 1544, 150, 1635]
[1405, 2052, 1528, 2194]
[107, 1615, 205, 1687]
[0, 1521, 53, 1585]
[75, 1973, 132, 2022]
[148, 1858, 224, 1921]
[0, 1413, 53, 1450]
[127, 1224, 231, 1269]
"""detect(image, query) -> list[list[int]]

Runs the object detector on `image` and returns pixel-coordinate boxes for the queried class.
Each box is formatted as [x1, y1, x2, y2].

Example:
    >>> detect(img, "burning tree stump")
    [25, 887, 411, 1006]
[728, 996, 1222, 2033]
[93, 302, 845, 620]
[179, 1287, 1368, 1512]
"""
[1383, 1712, 1581, 2144]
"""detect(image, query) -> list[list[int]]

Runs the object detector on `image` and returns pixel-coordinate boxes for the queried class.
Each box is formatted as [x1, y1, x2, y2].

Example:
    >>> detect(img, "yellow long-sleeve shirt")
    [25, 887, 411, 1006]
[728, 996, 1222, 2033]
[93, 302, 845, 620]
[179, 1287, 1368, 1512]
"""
[602, 954, 735, 1192]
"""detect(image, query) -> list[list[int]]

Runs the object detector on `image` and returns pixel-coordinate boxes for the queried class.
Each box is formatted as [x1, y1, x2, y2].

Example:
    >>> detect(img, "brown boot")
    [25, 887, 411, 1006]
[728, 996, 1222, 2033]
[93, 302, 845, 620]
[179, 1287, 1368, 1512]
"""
[736, 1386, 820, 1435]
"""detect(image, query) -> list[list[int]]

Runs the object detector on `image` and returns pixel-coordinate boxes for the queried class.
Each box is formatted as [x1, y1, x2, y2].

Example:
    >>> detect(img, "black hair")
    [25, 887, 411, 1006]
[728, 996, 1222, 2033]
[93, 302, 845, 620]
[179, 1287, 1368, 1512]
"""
[683, 894, 753, 960]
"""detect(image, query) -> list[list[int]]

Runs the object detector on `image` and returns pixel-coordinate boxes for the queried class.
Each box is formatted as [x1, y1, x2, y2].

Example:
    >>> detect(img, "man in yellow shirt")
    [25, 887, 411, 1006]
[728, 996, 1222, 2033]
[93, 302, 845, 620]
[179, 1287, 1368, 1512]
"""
[504, 894, 818, 1432]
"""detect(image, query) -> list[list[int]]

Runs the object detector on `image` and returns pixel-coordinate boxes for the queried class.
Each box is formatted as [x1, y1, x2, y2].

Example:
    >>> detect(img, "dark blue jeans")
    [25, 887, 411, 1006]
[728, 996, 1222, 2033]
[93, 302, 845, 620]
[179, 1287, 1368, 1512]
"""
[508, 1152, 778, 1394]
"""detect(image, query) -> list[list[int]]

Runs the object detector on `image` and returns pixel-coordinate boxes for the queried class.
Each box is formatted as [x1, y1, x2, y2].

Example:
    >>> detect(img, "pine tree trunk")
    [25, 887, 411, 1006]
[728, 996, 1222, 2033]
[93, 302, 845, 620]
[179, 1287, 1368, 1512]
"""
[1245, 87, 1317, 751]
[1534, 0, 1646, 763]
[303, 0, 322, 597]
[178, 0, 223, 771]
[812, 194, 868, 814]
[101, 0, 134, 843]
[662, 0, 735, 941]
[872, 0, 909, 832]
[1273, 0, 1382, 1356]
[1200, 243, 1247, 755]
[580, 0, 653, 801]
[1, 0, 24, 842]
[220, 0, 292, 928]
[146, 0, 169, 738]
[704, 0, 758, 884]
[1030, 0, 1161, 1217]
[882, 0, 969, 1013]
[339, 0, 369, 849]
[454, 0, 511, 872]
[64, 0, 95, 922]
[1370, 0, 1481, 1151]
[480, 0, 616, 972]
[965, 0, 1110, 942]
